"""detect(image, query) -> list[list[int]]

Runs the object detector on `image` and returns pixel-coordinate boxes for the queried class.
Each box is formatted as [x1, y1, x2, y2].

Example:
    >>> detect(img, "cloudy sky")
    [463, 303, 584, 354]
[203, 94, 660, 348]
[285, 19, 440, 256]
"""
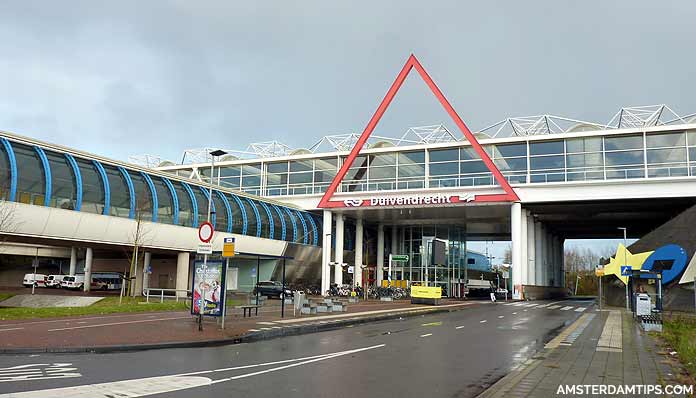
[1, 1, 694, 163]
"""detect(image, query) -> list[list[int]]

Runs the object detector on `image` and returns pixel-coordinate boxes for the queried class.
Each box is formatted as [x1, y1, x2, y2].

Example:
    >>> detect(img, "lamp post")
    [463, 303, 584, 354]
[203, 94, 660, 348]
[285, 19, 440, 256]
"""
[199, 149, 227, 331]
[618, 227, 629, 311]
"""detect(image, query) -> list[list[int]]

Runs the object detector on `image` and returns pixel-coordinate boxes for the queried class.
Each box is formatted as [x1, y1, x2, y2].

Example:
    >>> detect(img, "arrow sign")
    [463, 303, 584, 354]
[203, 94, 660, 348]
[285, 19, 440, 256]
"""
[391, 255, 409, 262]
[621, 266, 632, 276]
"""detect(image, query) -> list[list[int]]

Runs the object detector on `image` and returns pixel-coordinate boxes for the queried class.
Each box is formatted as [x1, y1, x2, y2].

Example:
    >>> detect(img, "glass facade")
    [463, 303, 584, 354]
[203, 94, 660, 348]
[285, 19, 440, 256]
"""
[186, 128, 696, 197]
[0, 136, 317, 246]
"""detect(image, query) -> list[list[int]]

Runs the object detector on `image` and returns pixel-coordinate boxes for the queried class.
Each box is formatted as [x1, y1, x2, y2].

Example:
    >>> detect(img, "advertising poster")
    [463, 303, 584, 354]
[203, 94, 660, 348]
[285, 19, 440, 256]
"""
[191, 260, 226, 316]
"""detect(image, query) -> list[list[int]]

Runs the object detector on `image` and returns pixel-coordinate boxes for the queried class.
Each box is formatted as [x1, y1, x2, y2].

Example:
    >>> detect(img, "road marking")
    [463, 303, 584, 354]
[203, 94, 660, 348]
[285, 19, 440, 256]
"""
[259, 328, 271, 330]
[247, 329, 260, 332]
[0, 345, 385, 397]
[421, 321, 442, 327]
[256, 322, 276, 325]
[455, 326, 465, 329]
[420, 333, 432, 338]
[0, 312, 187, 328]
[47, 316, 189, 332]
[560, 306, 574, 311]
[523, 309, 528, 312]
[480, 320, 487, 323]
[504, 302, 516, 306]
[597, 311, 622, 352]
[0, 363, 81, 383]
[512, 302, 526, 307]
[0, 327, 23, 332]
[512, 312, 518, 315]
[498, 316, 504, 319]
[524, 303, 539, 307]
[535, 303, 551, 308]
[548, 305, 561, 309]
[575, 307, 587, 312]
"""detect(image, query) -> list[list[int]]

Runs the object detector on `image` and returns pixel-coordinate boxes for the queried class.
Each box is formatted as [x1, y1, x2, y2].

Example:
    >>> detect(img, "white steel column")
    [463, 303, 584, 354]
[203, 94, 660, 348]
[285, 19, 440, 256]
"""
[526, 214, 536, 287]
[355, 218, 364, 287]
[334, 215, 344, 285]
[534, 222, 543, 285]
[176, 252, 190, 297]
[83, 248, 93, 292]
[511, 203, 523, 299]
[560, 238, 566, 288]
[377, 224, 384, 286]
[541, 226, 549, 286]
[520, 209, 528, 286]
[322, 210, 333, 295]
[141, 251, 152, 295]
[69, 247, 78, 276]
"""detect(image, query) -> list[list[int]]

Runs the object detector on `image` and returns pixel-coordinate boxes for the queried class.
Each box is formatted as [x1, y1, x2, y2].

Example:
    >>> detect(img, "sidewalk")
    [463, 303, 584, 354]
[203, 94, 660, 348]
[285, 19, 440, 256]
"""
[0, 299, 478, 353]
[478, 307, 689, 397]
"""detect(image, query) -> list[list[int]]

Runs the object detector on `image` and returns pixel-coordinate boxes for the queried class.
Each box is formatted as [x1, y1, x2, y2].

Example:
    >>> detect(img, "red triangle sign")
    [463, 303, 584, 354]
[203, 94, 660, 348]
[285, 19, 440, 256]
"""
[318, 54, 519, 208]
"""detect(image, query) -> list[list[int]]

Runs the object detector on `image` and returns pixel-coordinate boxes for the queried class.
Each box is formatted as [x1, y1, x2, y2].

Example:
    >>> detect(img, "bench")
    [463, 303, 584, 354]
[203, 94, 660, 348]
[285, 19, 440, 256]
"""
[238, 305, 261, 317]
[301, 302, 317, 315]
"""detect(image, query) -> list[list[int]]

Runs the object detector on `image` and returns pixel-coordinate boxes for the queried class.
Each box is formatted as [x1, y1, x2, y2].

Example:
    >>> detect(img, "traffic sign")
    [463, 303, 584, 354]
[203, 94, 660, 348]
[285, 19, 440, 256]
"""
[198, 222, 214, 243]
[197, 243, 213, 254]
[348, 266, 354, 274]
[223, 237, 235, 258]
[621, 266, 632, 276]
[595, 268, 605, 277]
[391, 255, 409, 262]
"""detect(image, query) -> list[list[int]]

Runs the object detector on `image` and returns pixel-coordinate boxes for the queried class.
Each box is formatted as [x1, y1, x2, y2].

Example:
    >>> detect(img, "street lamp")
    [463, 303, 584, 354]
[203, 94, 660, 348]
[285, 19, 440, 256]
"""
[618, 227, 629, 311]
[199, 149, 227, 331]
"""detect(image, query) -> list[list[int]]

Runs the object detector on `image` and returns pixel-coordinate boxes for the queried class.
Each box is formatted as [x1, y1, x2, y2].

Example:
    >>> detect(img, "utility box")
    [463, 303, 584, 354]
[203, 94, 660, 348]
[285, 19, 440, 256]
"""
[636, 293, 651, 316]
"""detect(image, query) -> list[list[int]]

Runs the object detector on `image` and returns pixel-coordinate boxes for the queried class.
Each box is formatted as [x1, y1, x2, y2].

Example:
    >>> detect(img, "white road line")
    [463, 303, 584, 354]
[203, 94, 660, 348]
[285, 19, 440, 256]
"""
[0, 327, 24, 332]
[503, 303, 516, 306]
[535, 304, 551, 308]
[548, 305, 561, 309]
[575, 307, 587, 312]
[259, 328, 271, 330]
[0, 312, 185, 328]
[512, 303, 526, 307]
[498, 316, 504, 319]
[512, 312, 518, 315]
[524, 303, 539, 307]
[1, 345, 386, 397]
[47, 316, 189, 332]
[560, 306, 574, 311]
[480, 320, 487, 323]
[247, 329, 260, 332]
[420, 333, 432, 338]
[455, 326, 465, 329]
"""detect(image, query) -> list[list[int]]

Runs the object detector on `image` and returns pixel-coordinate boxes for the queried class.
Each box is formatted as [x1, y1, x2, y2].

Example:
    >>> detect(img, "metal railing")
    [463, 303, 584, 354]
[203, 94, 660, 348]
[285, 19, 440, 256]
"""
[143, 288, 190, 303]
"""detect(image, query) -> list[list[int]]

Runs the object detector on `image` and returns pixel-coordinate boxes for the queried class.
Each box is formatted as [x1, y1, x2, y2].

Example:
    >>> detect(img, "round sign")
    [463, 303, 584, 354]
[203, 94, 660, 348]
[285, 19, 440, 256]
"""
[198, 221, 214, 243]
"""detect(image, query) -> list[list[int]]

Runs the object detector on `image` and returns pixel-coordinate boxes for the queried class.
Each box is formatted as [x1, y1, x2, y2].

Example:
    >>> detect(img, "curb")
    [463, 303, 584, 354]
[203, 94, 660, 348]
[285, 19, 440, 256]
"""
[0, 304, 473, 355]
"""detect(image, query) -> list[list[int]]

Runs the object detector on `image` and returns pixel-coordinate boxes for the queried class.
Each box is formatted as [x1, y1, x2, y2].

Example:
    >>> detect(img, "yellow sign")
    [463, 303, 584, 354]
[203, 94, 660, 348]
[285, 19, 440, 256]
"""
[410, 286, 442, 299]
[222, 237, 235, 258]
[595, 268, 604, 277]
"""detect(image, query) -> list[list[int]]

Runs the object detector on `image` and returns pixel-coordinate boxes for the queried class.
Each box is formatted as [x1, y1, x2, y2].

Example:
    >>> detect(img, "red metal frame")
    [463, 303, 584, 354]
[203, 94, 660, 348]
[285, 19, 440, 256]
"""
[318, 54, 519, 209]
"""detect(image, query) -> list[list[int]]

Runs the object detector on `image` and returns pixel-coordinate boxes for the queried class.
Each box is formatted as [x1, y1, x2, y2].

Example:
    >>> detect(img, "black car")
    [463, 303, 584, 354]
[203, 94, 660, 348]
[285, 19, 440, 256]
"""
[253, 281, 292, 298]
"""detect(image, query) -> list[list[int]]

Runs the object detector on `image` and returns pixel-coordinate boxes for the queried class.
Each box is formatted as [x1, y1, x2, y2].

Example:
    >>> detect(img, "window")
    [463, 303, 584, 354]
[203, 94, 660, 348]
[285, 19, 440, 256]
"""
[266, 162, 288, 196]
[152, 177, 175, 224]
[130, 173, 153, 221]
[225, 193, 246, 234]
[14, 144, 45, 205]
[218, 166, 241, 189]
[530, 140, 563, 155]
[604, 134, 642, 151]
[173, 181, 194, 227]
[77, 159, 105, 215]
[211, 191, 228, 232]
[467, 258, 475, 265]
[646, 132, 685, 148]
[646, 131, 687, 178]
[104, 166, 131, 218]
[0, 143, 10, 200]
[429, 149, 459, 162]
[45, 150, 77, 210]
[241, 198, 258, 237]
[192, 188, 211, 227]
[241, 163, 262, 195]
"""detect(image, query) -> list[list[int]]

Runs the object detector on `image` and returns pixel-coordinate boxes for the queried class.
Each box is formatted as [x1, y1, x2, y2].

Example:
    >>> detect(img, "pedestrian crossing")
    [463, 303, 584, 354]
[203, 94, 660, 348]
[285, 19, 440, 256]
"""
[503, 301, 590, 313]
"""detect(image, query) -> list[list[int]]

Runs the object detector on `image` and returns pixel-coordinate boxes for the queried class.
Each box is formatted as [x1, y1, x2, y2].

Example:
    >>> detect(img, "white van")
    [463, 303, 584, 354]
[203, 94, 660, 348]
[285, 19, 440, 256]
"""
[46, 275, 66, 288]
[23, 273, 47, 288]
[61, 275, 85, 290]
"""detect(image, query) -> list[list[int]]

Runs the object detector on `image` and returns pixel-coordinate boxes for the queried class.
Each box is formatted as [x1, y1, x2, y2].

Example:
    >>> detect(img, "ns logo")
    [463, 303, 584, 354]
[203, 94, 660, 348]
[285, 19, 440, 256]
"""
[343, 199, 363, 207]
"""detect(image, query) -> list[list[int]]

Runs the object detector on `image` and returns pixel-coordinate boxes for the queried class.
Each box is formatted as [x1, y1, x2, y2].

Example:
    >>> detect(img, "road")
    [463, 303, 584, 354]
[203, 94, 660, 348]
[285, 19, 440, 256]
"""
[0, 299, 593, 398]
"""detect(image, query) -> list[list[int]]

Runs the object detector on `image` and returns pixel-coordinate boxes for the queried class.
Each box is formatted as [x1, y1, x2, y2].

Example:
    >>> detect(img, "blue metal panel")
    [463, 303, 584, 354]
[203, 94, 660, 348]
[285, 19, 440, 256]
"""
[245, 198, 262, 237]
[117, 166, 135, 219]
[283, 207, 298, 243]
[294, 209, 308, 245]
[305, 213, 318, 246]
[92, 161, 110, 215]
[140, 173, 158, 223]
[33, 146, 51, 207]
[229, 194, 248, 235]
[215, 190, 233, 233]
[63, 153, 82, 211]
[271, 204, 287, 241]
[198, 187, 216, 229]
[0, 138, 17, 202]
[181, 182, 198, 227]
[258, 201, 274, 239]
[161, 177, 179, 225]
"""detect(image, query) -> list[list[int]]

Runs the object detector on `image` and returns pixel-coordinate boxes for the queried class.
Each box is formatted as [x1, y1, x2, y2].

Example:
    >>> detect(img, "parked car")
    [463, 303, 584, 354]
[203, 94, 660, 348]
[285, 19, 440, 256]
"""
[23, 273, 47, 288]
[252, 281, 292, 299]
[46, 274, 67, 288]
[61, 275, 85, 290]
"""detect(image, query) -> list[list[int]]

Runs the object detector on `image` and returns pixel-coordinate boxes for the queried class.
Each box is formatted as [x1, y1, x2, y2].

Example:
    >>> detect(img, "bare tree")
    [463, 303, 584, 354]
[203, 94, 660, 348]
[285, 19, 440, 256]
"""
[121, 196, 153, 300]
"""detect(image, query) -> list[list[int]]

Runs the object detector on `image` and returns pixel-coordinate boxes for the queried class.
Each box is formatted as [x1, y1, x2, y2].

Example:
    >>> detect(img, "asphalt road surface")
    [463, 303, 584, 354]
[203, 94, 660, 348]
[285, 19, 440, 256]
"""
[0, 299, 593, 398]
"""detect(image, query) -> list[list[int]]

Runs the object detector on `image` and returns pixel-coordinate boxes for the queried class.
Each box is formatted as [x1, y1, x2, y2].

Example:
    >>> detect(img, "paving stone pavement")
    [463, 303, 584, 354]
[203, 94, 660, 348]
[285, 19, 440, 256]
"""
[479, 307, 687, 398]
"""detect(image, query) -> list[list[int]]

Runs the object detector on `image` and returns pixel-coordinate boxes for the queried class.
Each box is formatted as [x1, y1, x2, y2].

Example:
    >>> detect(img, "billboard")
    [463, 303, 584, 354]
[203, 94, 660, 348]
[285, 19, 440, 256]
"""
[191, 260, 226, 317]
[431, 239, 447, 266]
